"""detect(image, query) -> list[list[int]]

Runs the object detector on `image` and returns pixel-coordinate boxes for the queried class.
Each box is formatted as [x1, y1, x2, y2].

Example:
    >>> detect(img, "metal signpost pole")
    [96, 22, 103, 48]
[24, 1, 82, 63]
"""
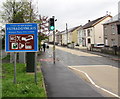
[14, 52, 17, 84]
[34, 52, 37, 84]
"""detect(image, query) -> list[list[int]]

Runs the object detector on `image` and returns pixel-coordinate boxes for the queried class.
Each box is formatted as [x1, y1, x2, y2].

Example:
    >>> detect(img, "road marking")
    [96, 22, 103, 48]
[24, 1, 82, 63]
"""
[70, 65, 118, 69]
[68, 66, 120, 98]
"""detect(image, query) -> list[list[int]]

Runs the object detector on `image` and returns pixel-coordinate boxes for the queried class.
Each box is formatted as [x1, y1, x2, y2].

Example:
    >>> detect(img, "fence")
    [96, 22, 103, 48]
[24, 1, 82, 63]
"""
[91, 46, 120, 56]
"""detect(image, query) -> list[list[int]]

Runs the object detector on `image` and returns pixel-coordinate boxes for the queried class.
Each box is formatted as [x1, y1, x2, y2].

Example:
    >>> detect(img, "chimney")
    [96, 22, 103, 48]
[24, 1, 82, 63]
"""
[88, 20, 90, 23]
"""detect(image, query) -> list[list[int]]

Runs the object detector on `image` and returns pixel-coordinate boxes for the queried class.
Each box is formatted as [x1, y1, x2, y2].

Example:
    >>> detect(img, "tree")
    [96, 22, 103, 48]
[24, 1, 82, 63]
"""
[0, 0, 38, 73]
[1, 0, 37, 23]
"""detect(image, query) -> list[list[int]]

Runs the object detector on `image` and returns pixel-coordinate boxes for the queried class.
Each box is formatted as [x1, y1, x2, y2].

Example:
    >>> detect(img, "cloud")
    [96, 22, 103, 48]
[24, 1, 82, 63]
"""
[0, 0, 119, 30]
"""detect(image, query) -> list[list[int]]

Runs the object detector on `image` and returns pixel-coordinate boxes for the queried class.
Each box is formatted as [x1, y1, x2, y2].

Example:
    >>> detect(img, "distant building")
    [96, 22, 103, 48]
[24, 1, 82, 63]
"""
[77, 26, 86, 47]
[56, 31, 64, 45]
[48, 33, 53, 43]
[55, 26, 81, 46]
[103, 14, 120, 47]
[68, 26, 81, 45]
[82, 15, 112, 48]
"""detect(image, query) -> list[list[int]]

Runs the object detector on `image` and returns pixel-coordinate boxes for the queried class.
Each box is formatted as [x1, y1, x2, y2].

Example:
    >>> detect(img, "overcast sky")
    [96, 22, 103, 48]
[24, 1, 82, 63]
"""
[35, 0, 119, 31]
[0, 0, 119, 31]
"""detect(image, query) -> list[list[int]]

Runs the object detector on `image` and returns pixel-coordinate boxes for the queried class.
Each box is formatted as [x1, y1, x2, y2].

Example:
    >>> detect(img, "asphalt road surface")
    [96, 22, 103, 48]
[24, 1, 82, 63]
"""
[38, 46, 119, 97]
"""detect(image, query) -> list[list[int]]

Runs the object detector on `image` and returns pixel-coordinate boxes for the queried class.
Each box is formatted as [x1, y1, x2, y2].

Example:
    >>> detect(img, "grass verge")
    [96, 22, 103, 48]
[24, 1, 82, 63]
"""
[2, 63, 47, 98]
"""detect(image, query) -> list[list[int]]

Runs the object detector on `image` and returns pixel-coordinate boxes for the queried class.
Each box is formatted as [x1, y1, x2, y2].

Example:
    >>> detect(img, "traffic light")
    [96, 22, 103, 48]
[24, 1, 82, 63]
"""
[49, 18, 55, 31]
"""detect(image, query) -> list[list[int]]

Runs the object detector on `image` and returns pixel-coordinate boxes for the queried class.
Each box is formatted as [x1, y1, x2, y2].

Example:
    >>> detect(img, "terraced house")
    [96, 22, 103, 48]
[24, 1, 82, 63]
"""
[55, 26, 81, 46]
[78, 14, 112, 49]
[67, 26, 81, 45]
[103, 14, 120, 47]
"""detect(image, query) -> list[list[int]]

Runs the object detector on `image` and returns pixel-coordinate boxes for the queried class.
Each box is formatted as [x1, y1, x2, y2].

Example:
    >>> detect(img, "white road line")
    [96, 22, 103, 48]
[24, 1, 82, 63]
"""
[70, 65, 118, 69]
[68, 66, 120, 98]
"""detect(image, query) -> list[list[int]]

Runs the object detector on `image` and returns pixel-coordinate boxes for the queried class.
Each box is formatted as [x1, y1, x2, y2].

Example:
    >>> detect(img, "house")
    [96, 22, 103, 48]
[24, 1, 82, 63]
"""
[103, 14, 120, 47]
[82, 15, 112, 48]
[48, 33, 53, 43]
[55, 31, 63, 45]
[61, 30, 67, 45]
[56, 26, 81, 46]
[77, 26, 86, 47]
[67, 26, 81, 45]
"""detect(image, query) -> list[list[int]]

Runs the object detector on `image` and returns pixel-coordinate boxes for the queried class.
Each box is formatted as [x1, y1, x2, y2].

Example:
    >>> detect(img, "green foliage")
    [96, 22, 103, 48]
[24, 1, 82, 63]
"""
[1, 0, 37, 23]
[2, 63, 47, 98]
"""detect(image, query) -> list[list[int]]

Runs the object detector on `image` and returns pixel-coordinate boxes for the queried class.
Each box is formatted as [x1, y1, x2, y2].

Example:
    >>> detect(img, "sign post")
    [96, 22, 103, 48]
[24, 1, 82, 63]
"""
[14, 52, 17, 84]
[34, 52, 37, 84]
[5, 23, 38, 84]
[5, 23, 38, 52]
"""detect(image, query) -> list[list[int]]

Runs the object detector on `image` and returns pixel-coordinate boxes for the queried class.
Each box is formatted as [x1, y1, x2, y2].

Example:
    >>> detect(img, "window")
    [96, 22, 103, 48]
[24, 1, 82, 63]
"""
[104, 26, 107, 30]
[111, 25, 115, 34]
[88, 38, 91, 43]
[105, 38, 108, 45]
[117, 25, 120, 34]
[87, 29, 90, 36]
[84, 30, 86, 33]
[111, 39, 116, 46]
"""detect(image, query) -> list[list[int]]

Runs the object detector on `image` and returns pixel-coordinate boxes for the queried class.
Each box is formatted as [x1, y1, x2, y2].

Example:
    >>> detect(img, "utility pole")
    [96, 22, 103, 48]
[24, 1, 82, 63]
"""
[66, 23, 68, 47]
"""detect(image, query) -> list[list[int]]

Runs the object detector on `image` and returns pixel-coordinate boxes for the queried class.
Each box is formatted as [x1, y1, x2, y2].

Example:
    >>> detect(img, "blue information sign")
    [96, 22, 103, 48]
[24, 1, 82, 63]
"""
[5, 23, 38, 52]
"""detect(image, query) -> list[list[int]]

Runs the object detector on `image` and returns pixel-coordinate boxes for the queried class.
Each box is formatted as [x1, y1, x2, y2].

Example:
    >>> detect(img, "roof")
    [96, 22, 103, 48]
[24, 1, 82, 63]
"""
[103, 14, 118, 24]
[56, 25, 81, 35]
[68, 26, 81, 32]
[83, 15, 112, 29]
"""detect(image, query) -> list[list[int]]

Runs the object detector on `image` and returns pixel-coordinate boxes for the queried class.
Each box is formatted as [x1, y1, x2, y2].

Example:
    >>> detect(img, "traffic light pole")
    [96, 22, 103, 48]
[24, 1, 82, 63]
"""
[53, 30, 55, 64]
[49, 16, 56, 64]
[52, 16, 55, 64]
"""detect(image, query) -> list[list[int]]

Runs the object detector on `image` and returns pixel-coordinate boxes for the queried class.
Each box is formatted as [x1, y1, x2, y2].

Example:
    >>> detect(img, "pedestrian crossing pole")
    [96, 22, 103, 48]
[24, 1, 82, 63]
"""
[53, 16, 55, 64]
[49, 16, 56, 64]
[53, 29, 55, 64]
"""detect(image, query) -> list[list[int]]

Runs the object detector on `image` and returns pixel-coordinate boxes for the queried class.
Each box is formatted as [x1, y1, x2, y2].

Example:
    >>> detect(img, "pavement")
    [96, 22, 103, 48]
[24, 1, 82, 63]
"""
[74, 46, 120, 62]
[38, 49, 103, 97]
[38, 45, 119, 98]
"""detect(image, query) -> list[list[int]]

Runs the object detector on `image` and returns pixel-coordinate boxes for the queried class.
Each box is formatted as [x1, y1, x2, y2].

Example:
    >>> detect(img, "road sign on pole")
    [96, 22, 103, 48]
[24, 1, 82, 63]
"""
[5, 23, 38, 84]
[5, 23, 38, 52]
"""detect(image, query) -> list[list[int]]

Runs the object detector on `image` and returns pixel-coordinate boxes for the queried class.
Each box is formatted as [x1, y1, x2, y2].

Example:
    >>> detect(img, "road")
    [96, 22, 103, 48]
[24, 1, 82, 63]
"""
[55, 46, 118, 68]
[38, 45, 119, 97]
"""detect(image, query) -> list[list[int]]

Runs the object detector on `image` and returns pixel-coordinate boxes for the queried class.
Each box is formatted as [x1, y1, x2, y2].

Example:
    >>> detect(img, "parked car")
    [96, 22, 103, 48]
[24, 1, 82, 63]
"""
[94, 44, 104, 47]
